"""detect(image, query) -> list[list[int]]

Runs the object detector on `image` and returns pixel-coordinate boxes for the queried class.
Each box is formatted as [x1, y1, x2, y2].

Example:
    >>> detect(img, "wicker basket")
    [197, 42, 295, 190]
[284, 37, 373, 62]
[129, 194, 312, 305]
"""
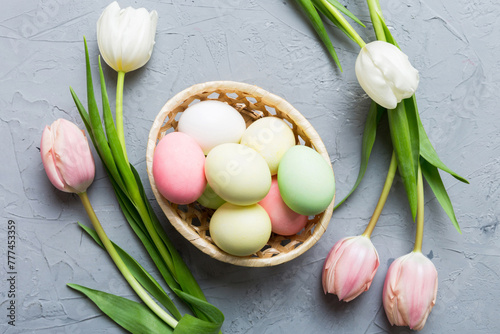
[146, 81, 334, 267]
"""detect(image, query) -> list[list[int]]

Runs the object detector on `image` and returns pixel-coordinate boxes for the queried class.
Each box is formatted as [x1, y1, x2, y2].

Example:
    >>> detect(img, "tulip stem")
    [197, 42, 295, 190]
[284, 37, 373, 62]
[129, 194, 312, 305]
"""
[362, 151, 397, 238]
[115, 71, 129, 165]
[367, 0, 387, 42]
[413, 165, 424, 253]
[319, 0, 366, 48]
[78, 191, 178, 329]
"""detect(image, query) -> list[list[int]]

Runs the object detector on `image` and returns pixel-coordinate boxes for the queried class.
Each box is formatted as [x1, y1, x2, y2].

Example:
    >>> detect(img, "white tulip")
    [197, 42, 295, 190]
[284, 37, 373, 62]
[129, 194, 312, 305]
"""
[97, 1, 158, 73]
[355, 41, 419, 109]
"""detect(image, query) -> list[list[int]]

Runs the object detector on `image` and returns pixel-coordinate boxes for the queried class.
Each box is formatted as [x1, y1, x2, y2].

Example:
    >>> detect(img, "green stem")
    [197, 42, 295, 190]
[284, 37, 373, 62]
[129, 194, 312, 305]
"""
[320, 0, 366, 48]
[413, 164, 424, 252]
[78, 192, 178, 329]
[366, 0, 386, 42]
[362, 151, 397, 238]
[115, 71, 129, 165]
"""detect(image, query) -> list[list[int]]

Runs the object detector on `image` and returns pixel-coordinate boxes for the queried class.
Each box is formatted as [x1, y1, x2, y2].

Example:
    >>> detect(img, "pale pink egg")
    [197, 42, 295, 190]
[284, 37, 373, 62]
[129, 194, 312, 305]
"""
[153, 132, 206, 204]
[258, 176, 308, 236]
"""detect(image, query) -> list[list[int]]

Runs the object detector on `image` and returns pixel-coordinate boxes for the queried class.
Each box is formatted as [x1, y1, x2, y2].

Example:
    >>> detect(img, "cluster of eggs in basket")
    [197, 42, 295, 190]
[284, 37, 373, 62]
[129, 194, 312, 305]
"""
[153, 100, 335, 257]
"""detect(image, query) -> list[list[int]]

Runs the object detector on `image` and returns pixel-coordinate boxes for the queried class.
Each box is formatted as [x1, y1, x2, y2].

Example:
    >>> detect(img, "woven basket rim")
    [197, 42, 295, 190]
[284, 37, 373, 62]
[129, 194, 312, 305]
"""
[146, 81, 334, 267]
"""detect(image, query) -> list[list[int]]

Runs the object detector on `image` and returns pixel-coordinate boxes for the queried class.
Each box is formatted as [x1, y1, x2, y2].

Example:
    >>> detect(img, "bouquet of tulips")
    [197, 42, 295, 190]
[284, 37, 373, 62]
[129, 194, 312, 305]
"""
[41, 2, 223, 333]
[295, 0, 468, 330]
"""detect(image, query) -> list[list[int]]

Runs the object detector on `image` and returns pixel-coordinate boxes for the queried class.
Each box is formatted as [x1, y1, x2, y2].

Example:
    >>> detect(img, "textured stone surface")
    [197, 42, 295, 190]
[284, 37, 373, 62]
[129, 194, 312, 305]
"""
[1, 0, 499, 333]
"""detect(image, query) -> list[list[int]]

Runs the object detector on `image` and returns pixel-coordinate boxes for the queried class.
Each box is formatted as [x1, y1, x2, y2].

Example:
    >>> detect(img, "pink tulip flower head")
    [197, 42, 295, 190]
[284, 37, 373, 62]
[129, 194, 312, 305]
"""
[41, 119, 95, 194]
[322, 235, 380, 302]
[383, 251, 438, 331]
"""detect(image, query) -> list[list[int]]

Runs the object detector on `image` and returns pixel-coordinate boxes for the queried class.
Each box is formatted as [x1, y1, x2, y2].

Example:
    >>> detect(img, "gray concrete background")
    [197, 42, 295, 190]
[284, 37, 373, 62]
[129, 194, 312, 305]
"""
[1, 0, 499, 333]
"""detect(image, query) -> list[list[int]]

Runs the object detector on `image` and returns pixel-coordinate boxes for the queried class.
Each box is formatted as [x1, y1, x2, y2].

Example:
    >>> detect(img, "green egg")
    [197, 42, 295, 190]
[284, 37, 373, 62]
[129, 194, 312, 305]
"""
[197, 183, 226, 209]
[277, 146, 335, 216]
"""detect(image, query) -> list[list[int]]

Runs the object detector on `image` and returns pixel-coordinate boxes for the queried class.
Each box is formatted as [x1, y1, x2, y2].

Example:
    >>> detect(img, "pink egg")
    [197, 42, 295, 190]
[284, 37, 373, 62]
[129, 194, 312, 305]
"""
[153, 132, 206, 204]
[258, 176, 308, 236]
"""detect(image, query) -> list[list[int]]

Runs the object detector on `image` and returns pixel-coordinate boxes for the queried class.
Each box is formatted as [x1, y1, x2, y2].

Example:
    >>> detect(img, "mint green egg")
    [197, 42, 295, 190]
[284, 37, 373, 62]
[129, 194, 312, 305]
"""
[277, 146, 335, 216]
[197, 183, 226, 209]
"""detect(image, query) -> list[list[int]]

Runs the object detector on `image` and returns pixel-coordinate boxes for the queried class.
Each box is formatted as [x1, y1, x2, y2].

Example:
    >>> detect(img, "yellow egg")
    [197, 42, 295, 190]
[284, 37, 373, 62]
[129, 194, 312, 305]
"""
[209, 203, 271, 256]
[205, 143, 271, 205]
[240, 117, 295, 175]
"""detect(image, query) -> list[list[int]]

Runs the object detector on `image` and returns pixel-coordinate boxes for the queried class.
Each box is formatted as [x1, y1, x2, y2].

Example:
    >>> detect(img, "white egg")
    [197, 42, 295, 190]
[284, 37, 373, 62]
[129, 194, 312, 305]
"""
[178, 100, 246, 154]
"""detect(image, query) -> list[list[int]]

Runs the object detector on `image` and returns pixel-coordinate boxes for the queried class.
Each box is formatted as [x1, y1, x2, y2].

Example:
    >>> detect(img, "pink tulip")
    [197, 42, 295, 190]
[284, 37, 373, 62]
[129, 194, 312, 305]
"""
[383, 251, 438, 331]
[322, 235, 380, 302]
[41, 119, 95, 194]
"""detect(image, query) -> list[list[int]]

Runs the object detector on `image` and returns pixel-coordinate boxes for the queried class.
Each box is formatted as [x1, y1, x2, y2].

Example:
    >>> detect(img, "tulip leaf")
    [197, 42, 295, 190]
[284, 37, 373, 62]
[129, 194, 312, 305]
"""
[334, 101, 385, 209]
[72, 38, 127, 194]
[323, 0, 365, 27]
[78, 222, 183, 320]
[109, 174, 181, 292]
[414, 109, 468, 183]
[387, 100, 419, 220]
[174, 315, 221, 334]
[420, 159, 462, 233]
[129, 165, 213, 322]
[70, 87, 97, 148]
[404, 96, 421, 187]
[172, 289, 224, 334]
[377, 12, 398, 47]
[312, 0, 357, 44]
[294, 0, 342, 70]
[97, 56, 142, 198]
[67, 284, 174, 334]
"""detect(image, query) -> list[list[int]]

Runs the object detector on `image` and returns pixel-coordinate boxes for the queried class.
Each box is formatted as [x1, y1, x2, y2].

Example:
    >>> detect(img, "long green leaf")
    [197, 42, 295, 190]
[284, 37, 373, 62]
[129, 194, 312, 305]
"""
[130, 165, 211, 321]
[334, 101, 385, 209]
[97, 57, 141, 197]
[70, 87, 99, 151]
[173, 289, 224, 324]
[388, 101, 418, 219]
[79, 38, 127, 193]
[324, 0, 365, 27]
[294, 0, 342, 69]
[110, 175, 181, 292]
[129, 166, 222, 329]
[378, 12, 398, 46]
[173, 289, 224, 334]
[68, 284, 174, 334]
[78, 223, 183, 320]
[415, 111, 468, 183]
[420, 159, 461, 233]
[174, 315, 221, 334]
[312, 0, 357, 44]
[404, 97, 421, 193]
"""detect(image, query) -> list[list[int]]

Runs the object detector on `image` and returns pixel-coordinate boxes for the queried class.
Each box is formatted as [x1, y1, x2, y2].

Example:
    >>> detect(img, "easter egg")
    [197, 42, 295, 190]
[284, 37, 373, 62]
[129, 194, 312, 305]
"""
[209, 203, 271, 256]
[152, 132, 206, 205]
[197, 183, 226, 210]
[178, 100, 246, 154]
[277, 145, 335, 216]
[259, 176, 308, 236]
[205, 143, 271, 206]
[240, 117, 295, 175]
